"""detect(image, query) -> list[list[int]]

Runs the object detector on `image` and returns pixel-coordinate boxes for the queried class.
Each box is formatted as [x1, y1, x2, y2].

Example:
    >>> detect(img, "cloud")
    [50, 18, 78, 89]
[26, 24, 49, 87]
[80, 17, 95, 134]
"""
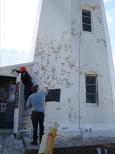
[103, 0, 110, 2]
[106, 13, 113, 25]
[0, 0, 39, 66]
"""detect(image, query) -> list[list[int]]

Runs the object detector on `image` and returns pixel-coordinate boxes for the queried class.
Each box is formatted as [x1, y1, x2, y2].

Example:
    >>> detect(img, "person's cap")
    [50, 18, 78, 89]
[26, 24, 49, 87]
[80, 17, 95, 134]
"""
[19, 66, 27, 73]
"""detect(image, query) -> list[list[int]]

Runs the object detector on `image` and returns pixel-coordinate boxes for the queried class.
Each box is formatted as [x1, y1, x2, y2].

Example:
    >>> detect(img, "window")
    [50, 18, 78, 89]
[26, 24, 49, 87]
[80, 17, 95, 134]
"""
[85, 75, 98, 104]
[45, 89, 61, 102]
[82, 9, 92, 32]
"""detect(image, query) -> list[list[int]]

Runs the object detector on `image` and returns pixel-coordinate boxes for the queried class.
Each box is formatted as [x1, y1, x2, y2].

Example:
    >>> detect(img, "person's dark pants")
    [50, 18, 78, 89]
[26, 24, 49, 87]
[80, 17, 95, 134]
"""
[31, 111, 44, 143]
[24, 87, 32, 104]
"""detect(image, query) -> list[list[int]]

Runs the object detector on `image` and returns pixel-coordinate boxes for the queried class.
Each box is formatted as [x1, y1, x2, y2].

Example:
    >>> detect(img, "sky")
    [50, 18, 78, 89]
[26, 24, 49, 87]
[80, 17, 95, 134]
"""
[104, 0, 115, 70]
[0, 0, 40, 66]
[0, 0, 115, 69]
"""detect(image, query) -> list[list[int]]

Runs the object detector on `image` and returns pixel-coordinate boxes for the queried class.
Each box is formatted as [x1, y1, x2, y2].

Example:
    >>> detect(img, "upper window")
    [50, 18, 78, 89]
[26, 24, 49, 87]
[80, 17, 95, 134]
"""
[82, 9, 92, 32]
[85, 75, 98, 104]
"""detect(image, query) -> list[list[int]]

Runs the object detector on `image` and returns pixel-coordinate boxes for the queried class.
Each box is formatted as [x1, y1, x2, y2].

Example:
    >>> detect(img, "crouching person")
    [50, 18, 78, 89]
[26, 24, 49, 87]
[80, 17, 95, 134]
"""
[12, 66, 33, 104]
[26, 85, 48, 145]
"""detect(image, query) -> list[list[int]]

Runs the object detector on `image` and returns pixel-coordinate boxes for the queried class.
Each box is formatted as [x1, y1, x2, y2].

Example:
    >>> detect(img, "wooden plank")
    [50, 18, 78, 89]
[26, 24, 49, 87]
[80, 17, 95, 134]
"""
[44, 128, 57, 154]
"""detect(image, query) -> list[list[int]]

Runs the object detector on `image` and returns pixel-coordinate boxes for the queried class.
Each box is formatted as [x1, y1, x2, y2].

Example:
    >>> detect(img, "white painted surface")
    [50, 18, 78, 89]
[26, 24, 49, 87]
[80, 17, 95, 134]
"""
[97, 148, 101, 154]
[0, 0, 115, 139]
[13, 108, 19, 134]
[38, 134, 47, 154]
[32, 0, 115, 137]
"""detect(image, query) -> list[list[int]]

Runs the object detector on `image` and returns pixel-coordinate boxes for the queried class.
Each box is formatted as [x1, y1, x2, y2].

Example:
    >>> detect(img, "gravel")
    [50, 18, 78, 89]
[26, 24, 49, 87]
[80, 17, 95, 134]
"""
[0, 134, 24, 154]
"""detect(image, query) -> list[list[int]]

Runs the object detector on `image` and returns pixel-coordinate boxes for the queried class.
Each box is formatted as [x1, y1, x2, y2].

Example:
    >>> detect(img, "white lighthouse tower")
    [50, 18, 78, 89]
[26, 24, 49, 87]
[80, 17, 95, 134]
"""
[32, 0, 115, 137]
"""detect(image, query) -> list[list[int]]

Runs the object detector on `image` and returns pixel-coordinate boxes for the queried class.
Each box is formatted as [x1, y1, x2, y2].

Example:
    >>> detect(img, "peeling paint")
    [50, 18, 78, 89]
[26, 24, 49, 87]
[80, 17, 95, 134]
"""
[20, 0, 115, 136]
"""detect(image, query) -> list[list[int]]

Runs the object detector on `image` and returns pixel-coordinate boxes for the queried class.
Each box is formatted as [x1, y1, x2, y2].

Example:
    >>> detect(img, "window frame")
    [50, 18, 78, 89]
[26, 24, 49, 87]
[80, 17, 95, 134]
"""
[82, 9, 92, 32]
[85, 74, 98, 104]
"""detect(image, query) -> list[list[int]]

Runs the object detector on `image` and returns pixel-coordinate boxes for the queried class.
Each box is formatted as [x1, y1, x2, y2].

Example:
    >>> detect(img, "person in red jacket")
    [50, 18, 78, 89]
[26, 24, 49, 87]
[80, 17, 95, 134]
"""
[13, 66, 33, 104]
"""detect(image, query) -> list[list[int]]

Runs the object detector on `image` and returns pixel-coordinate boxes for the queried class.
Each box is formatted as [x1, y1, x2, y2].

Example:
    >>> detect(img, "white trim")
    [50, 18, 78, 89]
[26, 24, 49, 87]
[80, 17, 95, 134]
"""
[13, 108, 19, 134]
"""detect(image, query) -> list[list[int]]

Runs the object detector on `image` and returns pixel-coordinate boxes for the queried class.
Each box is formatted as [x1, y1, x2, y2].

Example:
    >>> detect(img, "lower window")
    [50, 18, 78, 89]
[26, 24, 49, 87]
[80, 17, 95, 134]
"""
[85, 75, 98, 104]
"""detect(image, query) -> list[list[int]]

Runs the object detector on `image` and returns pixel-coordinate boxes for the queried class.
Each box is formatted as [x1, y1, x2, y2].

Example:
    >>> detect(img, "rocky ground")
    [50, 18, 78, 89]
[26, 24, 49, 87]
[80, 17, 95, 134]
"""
[1, 133, 115, 154]
[0, 134, 24, 154]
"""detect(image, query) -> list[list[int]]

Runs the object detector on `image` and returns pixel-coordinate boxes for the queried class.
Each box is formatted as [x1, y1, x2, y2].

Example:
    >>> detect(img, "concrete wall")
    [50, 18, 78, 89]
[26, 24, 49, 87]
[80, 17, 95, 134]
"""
[1, 0, 115, 137]
[32, 0, 115, 137]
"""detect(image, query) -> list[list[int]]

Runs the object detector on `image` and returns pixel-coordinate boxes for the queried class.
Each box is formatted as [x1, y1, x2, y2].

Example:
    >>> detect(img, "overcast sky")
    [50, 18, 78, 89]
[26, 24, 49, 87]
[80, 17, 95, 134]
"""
[0, 0, 115, 69]
[0, 0, 40, 66]
[104, 0, 115, 70]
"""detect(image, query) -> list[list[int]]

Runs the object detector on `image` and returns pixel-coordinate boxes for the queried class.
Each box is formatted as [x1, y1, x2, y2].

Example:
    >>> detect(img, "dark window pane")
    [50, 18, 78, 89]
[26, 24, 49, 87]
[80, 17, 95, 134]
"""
[83, 24, 92, 32]
[86, 76, 96, 84]
[85, 75, 98, 104]
[86, 94, 97, 103]
[82, 9, 92, 32]
[82, 17, 91, 24]
[45, 89, 61, 102]
[82, 10, 91, 17]
[86, 85, 96, 93]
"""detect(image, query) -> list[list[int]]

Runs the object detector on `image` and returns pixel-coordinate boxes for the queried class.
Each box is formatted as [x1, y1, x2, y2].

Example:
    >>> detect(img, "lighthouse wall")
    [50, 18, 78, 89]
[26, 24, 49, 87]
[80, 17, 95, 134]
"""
[31, 0, 115, 136]
[75, 0, 115, 130]
[31, 0, 81, 128]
